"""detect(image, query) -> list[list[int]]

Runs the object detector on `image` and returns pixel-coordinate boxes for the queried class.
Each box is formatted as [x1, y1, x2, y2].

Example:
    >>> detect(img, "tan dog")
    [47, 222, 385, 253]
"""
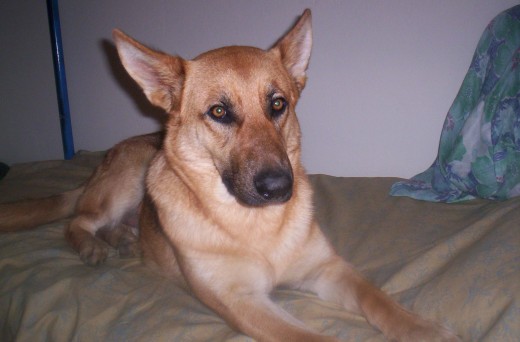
[0, 10, 459, 342]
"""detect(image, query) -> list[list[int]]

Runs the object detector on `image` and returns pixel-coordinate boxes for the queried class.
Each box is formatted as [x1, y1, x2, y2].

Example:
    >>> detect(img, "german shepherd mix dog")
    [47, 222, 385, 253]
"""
[0, 10, 459, 342]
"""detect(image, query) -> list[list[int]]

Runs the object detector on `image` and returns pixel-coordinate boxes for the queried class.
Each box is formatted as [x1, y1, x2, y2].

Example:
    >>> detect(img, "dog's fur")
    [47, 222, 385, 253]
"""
[0, 10, 460, 342]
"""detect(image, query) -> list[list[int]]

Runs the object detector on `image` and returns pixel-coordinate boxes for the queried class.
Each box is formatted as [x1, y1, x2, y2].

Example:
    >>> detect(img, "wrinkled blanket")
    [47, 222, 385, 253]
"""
[391, 5, 520, 202]
[1, 151, 519, 341]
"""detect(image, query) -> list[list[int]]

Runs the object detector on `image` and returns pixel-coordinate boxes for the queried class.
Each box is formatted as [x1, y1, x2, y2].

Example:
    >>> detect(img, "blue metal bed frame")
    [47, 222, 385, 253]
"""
[46, 0, 75, 160]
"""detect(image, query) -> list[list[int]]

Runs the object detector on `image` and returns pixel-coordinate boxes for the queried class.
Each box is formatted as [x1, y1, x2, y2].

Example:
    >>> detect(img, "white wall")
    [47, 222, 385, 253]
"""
[0, 1, 62, 164]
[1, 0, 518, 177]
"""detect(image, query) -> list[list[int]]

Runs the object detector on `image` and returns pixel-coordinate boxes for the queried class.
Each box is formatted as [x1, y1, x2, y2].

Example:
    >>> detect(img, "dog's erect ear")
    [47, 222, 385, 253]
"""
[112, 29, 185, 112]
[271, 9, 312, 92]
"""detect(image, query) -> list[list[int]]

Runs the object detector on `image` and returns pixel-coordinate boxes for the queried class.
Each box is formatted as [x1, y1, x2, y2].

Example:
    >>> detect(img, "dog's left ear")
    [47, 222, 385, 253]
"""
[271, 9, 312, 92]
[113, 29, 185, 112]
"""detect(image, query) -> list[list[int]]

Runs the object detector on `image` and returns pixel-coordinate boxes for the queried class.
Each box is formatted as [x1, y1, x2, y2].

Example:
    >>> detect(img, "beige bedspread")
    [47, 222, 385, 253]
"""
[1, 151, 519, 341]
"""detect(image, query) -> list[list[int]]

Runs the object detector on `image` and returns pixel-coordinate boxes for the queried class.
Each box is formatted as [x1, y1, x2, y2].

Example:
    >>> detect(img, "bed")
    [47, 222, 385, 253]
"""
[1, 150, 519, 341]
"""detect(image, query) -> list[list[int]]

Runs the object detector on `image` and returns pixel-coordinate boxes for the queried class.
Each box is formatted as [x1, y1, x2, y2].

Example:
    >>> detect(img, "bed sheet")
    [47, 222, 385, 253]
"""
[1, 151, 519, 341]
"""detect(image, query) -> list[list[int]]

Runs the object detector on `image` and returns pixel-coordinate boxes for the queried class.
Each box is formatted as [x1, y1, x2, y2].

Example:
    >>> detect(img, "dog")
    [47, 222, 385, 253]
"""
[0, 9, 460, 342]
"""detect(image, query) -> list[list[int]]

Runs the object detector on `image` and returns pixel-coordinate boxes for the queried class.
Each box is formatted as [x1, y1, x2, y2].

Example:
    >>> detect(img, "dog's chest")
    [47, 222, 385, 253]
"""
[147, 153, 315, 282]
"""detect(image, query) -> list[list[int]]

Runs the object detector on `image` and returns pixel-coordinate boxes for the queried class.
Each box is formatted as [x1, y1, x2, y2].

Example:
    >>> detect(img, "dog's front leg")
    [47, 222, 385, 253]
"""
[211, 292, 338, 342]
[301, 255, 460, 342]
[180, 256, 338, 342]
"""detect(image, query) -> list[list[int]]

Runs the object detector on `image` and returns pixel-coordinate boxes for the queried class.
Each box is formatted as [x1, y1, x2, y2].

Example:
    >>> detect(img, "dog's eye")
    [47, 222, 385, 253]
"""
[270, 97, 287, 118]
[207, 104, 234, 124]
[210, 105, 226, 118]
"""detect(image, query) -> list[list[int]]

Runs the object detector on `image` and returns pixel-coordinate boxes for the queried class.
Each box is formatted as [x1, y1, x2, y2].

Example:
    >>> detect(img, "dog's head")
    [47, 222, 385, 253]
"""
[114, 10, 312, 207]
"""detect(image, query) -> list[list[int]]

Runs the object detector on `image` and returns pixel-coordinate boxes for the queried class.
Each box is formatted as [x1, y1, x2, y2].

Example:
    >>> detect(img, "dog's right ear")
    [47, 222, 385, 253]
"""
[112, 29, 185, 112]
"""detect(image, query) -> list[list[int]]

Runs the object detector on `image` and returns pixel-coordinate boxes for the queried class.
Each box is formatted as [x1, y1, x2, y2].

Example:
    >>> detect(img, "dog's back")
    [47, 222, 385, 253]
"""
[0, 133, 161, 234]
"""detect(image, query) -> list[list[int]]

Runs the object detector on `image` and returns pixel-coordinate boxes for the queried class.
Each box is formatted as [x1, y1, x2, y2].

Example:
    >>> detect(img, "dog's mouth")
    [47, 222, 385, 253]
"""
[222, 167, 293, 207]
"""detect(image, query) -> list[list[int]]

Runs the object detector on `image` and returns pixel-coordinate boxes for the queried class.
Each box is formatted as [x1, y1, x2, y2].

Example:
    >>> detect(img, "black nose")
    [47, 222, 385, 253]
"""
[254, 169, 293, 202]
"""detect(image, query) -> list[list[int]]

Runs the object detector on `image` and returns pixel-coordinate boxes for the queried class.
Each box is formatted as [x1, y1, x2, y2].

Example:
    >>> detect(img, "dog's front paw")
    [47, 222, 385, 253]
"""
[79, 237, 109, 266]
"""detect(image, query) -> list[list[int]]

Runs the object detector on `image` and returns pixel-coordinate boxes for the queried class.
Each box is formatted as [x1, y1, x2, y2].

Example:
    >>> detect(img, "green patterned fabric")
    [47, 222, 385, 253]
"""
[391, 6, 520, 202]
